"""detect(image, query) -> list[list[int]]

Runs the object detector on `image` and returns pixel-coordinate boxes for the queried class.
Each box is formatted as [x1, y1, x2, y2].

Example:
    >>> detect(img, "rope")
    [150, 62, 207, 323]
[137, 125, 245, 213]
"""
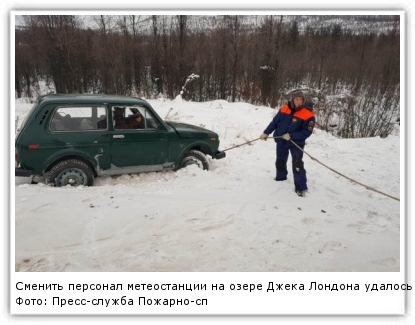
[222, 135, 400, 202]
[222, 135, 284, 151]
[285, 137, 400, 202]
[222, 137, 263, 152]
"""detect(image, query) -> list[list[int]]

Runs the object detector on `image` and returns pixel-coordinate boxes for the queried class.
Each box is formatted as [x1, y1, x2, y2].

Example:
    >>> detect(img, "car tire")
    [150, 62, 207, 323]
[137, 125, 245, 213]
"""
[179, 150, 209, 170]
[47, 159, 94, 187]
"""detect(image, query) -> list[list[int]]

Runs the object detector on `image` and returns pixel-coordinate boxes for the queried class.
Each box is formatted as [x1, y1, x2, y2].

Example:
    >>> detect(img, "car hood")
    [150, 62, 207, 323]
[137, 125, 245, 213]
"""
[166, 121, 218, 138]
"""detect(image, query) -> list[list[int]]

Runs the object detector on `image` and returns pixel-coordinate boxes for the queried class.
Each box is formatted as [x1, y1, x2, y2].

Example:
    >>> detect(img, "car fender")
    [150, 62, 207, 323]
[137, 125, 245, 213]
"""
[177, 140, 214, 162]
[43, 148, 99, 174]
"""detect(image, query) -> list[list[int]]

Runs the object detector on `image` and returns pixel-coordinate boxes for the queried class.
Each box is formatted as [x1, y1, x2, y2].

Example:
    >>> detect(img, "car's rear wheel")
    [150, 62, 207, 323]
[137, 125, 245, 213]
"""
[179, 150, 209, 170]
[47, 159, 94, 187]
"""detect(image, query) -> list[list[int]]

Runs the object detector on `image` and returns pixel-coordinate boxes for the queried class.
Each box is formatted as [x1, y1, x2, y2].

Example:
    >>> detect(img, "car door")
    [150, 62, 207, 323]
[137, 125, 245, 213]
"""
[109, 105, 170, 172]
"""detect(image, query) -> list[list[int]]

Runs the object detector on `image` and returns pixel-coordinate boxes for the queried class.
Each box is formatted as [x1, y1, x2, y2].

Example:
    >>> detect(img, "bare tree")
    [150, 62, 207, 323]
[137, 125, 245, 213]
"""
[15, 14, 400, 138]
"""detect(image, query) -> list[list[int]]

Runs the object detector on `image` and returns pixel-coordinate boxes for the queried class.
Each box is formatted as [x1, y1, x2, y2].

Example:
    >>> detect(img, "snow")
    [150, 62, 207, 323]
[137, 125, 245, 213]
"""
[6, 1, 413, 323]
[14, 98, 401, 272]
[12, 98, 405, 320]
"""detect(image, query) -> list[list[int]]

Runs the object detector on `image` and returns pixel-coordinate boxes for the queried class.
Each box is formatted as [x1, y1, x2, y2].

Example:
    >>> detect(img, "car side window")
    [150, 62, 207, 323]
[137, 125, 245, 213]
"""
[96, 107, 108, 130]
[140, 107, 159, 129]
[112, 105, 159, 130]
[50, 106, 107, 131]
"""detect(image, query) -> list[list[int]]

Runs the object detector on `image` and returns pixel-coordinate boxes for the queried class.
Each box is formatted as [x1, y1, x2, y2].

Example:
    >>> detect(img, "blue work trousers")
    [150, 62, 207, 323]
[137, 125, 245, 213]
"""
[275, 142, 308, 191]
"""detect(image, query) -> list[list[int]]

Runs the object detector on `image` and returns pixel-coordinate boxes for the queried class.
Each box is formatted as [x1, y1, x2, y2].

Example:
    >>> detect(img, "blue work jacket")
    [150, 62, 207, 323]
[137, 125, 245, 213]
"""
[263, 103, 315, 146]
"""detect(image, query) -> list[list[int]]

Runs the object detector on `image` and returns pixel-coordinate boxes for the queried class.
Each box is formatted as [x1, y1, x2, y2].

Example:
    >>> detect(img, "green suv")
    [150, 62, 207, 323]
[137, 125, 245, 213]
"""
[15, 94, 225, 186]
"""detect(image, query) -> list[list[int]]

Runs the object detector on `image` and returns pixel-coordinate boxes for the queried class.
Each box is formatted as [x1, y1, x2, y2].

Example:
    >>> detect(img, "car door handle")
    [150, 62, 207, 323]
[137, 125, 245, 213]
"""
[113, 135, 125, 139]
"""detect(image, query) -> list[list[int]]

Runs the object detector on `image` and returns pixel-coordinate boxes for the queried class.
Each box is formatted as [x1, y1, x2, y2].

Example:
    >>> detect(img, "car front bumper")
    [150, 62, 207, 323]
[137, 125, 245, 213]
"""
[213, 150, 226, 160]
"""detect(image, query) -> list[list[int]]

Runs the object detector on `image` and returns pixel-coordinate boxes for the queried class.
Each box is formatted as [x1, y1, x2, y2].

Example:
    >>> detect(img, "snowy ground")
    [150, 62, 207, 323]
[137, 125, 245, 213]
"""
[13, 98, 401, 272]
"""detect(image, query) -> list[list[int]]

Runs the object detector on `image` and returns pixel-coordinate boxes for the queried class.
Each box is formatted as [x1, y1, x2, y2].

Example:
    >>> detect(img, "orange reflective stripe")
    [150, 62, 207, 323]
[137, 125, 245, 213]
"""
[280, 104, 291, 114]
[280, 104, 314, 120]
[294, 108, 314, 120]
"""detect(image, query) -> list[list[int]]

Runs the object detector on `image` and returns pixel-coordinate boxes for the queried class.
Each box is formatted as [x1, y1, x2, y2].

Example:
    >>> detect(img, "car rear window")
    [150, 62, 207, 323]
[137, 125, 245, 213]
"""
[50, 106, 107, 131]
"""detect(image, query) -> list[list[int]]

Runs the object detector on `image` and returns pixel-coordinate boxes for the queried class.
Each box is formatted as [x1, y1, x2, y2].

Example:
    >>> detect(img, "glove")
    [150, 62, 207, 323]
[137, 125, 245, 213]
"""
[260, 133, 268, 141]
[282, 133, 291, 141]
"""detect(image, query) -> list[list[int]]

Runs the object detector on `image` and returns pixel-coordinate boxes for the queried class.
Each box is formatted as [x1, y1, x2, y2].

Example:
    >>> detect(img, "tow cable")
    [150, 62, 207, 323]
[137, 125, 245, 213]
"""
[222, 136, 400, 202]
[222, 137, 264, 152]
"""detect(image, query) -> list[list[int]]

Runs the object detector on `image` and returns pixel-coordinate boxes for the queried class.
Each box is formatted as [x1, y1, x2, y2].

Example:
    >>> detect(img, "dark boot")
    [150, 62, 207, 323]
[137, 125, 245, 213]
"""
[295, 188, 308, 197]
[274, 176, 287, 181]
[296, 190, 305, 197]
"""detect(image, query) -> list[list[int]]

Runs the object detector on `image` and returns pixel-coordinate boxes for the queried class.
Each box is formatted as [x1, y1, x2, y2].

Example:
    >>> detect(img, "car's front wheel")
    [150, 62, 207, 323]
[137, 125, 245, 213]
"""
[179, 150, 209, 170]
[47, 159, 94, 187]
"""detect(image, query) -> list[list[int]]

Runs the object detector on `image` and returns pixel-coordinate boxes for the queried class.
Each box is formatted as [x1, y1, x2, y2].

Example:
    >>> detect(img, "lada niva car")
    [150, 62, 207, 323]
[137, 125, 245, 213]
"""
[15, 94, 225, 186]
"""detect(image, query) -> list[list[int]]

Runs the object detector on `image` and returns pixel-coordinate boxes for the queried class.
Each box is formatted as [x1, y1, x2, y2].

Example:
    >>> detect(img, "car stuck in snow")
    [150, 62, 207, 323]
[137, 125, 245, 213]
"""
[15, 94, 225, 186]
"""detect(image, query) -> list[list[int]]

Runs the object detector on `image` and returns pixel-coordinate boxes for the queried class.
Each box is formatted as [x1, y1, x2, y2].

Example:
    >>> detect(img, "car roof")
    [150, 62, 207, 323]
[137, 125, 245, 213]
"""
[38, 94, 148, 106]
